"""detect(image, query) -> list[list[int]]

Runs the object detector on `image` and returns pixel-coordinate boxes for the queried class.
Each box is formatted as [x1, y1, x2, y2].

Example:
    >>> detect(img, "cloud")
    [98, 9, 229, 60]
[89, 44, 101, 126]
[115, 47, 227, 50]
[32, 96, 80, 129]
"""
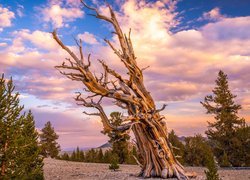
[33, 109, 107, 149]
[0, 42, 7, 47]
[16, 4, 24, 17]
[41, 1, 84, 28]
[11, 29, 59, 51]
[199, 7, 225, 22]
[0, 29, 83, 103]
[66, 0, 82, 7]
[0, 6, 15, 31]
[201, 16, 250, 41]
[78, 32, 99, 45]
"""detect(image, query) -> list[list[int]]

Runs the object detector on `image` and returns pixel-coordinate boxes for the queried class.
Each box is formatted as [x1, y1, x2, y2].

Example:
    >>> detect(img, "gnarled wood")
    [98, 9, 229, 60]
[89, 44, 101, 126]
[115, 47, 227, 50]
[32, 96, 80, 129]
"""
[53, 1, 195, 179]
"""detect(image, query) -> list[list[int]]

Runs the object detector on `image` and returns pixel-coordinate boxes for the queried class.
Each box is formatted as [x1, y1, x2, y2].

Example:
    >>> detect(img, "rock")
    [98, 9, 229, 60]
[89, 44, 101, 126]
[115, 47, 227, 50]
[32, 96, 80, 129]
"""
[161, 168, 168, 179]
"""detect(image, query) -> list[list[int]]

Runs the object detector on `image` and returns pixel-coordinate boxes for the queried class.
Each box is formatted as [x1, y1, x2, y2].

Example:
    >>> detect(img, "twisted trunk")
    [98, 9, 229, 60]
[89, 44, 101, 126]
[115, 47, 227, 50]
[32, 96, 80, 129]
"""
[133, 123, 187, 179]
[53, 1, 195, 179]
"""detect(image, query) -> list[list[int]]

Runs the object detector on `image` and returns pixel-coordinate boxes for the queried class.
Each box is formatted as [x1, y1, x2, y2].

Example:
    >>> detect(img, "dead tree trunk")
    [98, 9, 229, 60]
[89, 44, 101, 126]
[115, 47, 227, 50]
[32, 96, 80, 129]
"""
[53, 1, 193, 179]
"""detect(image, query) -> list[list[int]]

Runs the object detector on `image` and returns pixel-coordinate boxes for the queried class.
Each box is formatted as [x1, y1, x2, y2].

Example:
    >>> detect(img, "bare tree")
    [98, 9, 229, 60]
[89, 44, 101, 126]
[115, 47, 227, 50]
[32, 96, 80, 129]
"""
[52, 1, 194, 179]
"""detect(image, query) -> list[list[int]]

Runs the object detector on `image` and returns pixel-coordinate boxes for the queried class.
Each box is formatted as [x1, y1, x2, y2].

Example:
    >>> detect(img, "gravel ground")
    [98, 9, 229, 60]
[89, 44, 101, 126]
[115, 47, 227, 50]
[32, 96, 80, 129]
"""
[44, 158, 250, 180]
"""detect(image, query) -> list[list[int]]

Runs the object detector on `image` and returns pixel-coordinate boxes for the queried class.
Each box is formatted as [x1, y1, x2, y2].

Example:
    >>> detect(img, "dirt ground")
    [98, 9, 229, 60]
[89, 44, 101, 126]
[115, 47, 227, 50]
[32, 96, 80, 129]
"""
[44, 158, 250, 180]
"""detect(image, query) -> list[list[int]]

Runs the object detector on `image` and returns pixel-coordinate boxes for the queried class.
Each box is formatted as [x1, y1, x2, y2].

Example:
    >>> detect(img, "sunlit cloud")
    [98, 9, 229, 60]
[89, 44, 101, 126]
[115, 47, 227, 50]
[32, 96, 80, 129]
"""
[78, 32, 99, 45]
[199, 7, 225, 22]
[41, 1, 84, 28]
[0, 5, 15, 32]
[16, 4, 24, 17]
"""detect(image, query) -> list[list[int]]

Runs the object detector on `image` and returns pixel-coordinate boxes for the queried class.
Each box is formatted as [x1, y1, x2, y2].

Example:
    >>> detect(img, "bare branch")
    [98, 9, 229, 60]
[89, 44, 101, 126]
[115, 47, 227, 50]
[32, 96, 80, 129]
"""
[86, 53, 91, 68]
[133, 155, 143, 168]
[141, 65, 150, 72]
[52, 30, 81, 65]
[83, 111, 100, 116]
[155, 104, 167, 113]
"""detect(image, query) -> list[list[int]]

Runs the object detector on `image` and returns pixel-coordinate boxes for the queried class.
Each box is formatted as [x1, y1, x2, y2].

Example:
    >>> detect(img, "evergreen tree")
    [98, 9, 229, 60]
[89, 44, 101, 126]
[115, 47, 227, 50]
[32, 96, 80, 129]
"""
[85, 148, 97, 162]
[109, 153, 119, 171]
[220, 152, 230, 167]
[97, 149, 104, 163]
[40, 121, 60, 158]
[76, 146, 80, 161]
[232, 124, 250, 166]
[0, 74, 43, 179]
[126, 145, 139, 165]
[14, 111, 44, 179]
[201, 70, 249, 166]
[168, 130, 185, 164]
[103, 112, 130, 164]
[103, 149, 112, 163]
[79, 150, 85, 162]
[184, 134, 213, 166]
[0, 75, 23, 177]
[204, 153, 221, 180]
[70, 151, 76, 161]
[61, 152, 70, 161]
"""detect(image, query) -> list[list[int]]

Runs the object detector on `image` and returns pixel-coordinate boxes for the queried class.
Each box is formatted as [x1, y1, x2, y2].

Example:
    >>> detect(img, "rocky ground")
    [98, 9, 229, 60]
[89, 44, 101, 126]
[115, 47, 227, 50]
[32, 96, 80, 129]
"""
[44, 158, 250, 180]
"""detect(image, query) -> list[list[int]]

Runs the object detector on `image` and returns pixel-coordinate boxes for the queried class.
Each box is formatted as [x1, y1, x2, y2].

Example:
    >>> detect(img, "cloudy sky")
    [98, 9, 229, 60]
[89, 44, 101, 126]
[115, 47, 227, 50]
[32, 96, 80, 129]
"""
[0, 0, 250, 150]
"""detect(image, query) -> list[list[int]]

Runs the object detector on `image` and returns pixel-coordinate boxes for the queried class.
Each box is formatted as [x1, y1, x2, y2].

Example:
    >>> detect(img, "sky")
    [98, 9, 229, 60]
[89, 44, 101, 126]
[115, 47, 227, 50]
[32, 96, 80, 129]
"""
[0, 0, 250, 150]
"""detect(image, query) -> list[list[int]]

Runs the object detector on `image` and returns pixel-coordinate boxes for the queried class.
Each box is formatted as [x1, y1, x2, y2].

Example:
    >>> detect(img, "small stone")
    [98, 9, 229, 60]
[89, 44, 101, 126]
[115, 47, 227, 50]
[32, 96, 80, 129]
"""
[150, 169, 156, 176]
[161, 168, 168, 179]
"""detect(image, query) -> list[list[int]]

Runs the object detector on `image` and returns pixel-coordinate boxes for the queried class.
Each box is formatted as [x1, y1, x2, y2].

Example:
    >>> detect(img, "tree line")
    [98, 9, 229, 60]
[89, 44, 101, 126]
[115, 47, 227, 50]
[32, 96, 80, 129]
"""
[59, 146, 138, 165]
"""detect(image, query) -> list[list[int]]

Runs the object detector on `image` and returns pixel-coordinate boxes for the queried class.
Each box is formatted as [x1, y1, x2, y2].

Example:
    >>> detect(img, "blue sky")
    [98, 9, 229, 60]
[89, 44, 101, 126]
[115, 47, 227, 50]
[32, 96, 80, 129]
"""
[0, 0, 250, 150]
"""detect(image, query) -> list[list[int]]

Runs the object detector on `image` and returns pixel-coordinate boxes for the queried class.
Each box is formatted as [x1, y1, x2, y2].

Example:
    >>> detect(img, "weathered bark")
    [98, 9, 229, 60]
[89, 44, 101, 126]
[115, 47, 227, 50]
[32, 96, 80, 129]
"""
[53, 1, 194, 179]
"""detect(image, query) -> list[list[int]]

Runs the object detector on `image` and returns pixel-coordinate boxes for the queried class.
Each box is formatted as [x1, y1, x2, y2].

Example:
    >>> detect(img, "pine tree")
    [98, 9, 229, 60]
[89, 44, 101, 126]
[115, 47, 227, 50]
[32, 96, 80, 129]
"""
[109, 153, 119, 171]
[126, 145, 139, 165]
[168, 130, 185, 164]
[14, 111, 44, 179]
[40, 121, 60, 158]
[220, 152, 230, 167]
[205, 153, 221, 180]
[97, 148, 104, 163]
[85, 148, 97, 162]
[102, 112, 130, 164]
[103, 149, 112, 163]
[184, 134, 213, 166]
[0, 74, 43, 179]
[0, 75, 23, 177]
[71, 151, 76, 161]
[233, 124, 250, 166]
[76, 146, 80, 161]
[201, 70, 248, 166]
[61, 152, 70, 161]
[79, 150, 85, 162]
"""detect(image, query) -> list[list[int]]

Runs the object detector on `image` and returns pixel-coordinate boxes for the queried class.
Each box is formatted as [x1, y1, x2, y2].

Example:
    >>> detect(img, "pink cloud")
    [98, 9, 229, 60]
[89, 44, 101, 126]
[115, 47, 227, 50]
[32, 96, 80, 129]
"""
[78, 32, 99, 45]
[0, 42, 7, 47]
[41, 2, 84, 28]
[0, 6, 15, 31]
[199, 7, 225, 21]
[32, 109, 108, 149]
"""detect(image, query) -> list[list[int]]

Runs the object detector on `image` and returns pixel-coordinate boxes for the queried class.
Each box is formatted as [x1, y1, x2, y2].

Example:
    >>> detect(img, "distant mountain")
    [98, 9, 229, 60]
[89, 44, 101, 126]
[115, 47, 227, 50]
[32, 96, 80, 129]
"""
[62, 147, 92, 152]
[98, 142, 111, 149]
[178, 136, 186, 143]
[62, 136, 187, 154]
